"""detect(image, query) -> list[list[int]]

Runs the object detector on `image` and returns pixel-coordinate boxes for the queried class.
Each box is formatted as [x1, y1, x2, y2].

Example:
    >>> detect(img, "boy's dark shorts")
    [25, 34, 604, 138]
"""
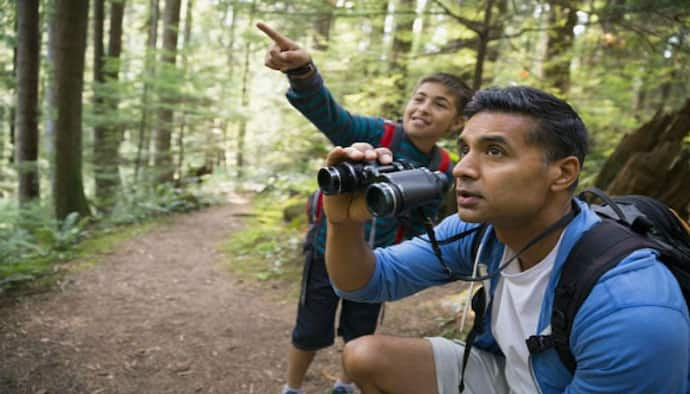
[292, 250, 382, 351]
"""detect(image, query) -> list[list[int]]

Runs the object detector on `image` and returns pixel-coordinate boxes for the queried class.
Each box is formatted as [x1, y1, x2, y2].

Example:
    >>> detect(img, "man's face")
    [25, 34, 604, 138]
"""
[402, 82, 463, 146]
[454, 111, 556, 228]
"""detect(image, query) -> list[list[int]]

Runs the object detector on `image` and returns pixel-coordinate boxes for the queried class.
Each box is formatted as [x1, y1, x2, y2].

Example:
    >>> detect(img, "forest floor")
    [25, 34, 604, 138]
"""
[0, 194, 467, 394]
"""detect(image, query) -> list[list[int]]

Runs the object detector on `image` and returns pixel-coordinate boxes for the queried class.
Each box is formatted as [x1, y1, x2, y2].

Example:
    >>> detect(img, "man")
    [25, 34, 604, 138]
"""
[322, 86, 689, 393]
[257, 22, 472, 394]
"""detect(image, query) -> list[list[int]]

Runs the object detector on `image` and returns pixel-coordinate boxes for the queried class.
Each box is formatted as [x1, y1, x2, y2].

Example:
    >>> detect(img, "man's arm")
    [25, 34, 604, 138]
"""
[566, 253, 689, 393]
[321, 144, 393, 291]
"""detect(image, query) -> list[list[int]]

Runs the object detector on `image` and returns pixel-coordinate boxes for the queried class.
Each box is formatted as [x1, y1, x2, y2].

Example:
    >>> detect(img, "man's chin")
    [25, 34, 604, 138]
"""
[457, 209, 484, 223]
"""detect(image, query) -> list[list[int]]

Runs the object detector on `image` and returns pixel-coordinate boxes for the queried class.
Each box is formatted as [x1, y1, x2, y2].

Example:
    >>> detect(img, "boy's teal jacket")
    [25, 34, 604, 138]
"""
[286, 68, 454, 255]
[336, 199, 690, 393]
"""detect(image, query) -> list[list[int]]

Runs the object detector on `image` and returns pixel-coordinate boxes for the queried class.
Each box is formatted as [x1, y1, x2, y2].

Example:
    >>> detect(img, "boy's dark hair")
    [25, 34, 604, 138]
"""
[416, 73, 473, 115]
[464, 86, 589, 167]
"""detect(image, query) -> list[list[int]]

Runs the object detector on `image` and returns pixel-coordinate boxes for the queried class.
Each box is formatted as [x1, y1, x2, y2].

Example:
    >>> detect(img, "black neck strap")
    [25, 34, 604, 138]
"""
[421, 201, 581, 282]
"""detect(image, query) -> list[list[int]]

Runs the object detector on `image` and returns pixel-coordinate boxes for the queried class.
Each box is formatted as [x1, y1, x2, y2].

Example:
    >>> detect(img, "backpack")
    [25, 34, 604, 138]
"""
[460, 188, 690, 390]
[304, 121, 452, 249]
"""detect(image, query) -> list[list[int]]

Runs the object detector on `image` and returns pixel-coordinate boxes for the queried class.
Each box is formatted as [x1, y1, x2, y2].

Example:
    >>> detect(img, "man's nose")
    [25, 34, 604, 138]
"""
[453, 152, 479, 180]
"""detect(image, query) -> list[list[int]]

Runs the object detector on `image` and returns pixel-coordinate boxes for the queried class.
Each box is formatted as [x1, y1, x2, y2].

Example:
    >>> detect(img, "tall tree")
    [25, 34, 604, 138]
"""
[15, 0, 41, 203]
[312, 0, 336, 51]
[50, 0, 91, 220]
[154, 0, 181, 183]
[542, 1, 579, 94]
[381, 0, 415, 118]
[134, 0, 160, 181]
[176, 0, 194, 179]
[235, 0, 256, 179]
[93, 0, 126, 209]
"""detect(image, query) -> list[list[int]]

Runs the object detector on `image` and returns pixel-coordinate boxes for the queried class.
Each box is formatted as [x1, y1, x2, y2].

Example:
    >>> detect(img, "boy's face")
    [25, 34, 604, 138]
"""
[402, 82, 464, 146]
[454, 111, 559, 228]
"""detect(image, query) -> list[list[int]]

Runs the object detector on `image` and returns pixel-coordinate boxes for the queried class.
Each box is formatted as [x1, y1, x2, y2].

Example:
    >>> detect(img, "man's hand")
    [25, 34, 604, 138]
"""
[323, 143, 394, 224]
[256, 22, 311, 72]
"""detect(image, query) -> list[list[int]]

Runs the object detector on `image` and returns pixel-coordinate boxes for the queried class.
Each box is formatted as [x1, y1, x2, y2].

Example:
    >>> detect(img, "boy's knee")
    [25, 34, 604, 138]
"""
[342, 335, 384, 379]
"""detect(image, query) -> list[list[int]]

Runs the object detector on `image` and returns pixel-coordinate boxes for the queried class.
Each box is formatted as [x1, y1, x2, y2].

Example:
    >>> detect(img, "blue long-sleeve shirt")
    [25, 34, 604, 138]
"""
[335, 198, 690, 393]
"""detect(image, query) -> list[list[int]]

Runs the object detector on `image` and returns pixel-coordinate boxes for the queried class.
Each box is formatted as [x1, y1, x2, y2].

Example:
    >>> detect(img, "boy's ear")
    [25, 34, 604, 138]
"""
[550, 156, 580, 192]
[449, 116, 465, 134]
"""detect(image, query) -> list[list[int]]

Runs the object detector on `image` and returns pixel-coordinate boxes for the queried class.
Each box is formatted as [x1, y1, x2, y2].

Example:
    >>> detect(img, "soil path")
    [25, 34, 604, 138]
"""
[0, 197, 464, 394]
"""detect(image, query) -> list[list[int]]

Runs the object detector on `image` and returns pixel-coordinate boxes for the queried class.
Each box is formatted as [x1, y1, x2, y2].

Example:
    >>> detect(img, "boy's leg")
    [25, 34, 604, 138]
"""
[342, 334, 438, 394]
[287, 251, 340, 390]
[286, 345, 316, 389]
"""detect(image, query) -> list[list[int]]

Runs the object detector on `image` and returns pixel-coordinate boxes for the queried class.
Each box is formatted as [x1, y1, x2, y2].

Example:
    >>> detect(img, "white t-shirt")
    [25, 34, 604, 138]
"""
[491, 235, 564, 393]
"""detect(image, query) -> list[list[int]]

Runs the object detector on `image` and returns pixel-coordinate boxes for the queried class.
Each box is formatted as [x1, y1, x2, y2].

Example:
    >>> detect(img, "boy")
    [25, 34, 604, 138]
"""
[258, 22, 472, 394]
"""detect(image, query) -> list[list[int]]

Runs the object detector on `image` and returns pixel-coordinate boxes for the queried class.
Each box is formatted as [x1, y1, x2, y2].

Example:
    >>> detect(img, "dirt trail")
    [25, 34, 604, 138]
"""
[0, 196, 464, 394]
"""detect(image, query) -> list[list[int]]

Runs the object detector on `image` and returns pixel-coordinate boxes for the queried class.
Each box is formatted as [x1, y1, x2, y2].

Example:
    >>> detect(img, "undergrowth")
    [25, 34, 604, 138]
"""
[0, 183, 216, 293]
[222, 189, 308, 294]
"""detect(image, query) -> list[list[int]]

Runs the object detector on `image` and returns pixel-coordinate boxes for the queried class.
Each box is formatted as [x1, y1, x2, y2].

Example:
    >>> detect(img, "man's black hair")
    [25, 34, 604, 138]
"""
[417, 73, 474, 116]
[464, 86, 589, 167]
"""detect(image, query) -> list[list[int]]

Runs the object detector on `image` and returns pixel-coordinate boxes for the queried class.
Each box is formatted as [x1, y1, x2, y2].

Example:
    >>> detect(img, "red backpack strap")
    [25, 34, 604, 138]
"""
[393, 225, 406, 244]
[438, 148, 451, 172]
[306, 190, 324, 224]
[428, 146, 452, 172]
[379, 121, 397, 148]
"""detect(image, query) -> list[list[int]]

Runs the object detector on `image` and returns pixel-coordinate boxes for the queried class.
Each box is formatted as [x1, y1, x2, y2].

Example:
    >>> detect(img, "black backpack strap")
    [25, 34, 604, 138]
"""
[458, 224, 488, 392]
[459, 286, 487, 393]
[526, 220, 657, 373]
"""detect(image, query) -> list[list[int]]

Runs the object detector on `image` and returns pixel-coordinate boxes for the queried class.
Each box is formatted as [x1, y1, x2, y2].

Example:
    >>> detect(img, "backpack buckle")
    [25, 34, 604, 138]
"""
[526, 335, 554, 354]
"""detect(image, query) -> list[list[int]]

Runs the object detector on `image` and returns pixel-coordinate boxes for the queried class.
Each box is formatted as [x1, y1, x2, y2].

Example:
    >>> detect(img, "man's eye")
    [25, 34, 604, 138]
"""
[487, 146, 503, 156]
[458, 145, 469, 155]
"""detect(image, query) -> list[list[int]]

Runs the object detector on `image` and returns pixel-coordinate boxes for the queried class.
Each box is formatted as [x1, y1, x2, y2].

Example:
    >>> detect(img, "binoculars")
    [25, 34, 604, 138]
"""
[317, 160, 450, 217]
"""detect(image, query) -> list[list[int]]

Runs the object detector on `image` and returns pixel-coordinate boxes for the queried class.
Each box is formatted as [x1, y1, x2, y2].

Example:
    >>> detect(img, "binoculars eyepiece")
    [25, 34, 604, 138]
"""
[317, 160, 450, 217]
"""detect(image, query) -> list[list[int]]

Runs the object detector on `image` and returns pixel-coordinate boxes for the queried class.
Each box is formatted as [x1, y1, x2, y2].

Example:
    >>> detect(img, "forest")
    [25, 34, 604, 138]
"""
[1, 0, 689, 288]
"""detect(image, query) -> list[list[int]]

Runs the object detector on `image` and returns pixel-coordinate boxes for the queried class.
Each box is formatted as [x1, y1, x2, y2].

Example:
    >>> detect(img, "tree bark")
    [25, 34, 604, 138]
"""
[50, 0, 91, 220]
[15, 0, 41, 203]
[595, 99, 690, 218]
[154, 0, 182, 184]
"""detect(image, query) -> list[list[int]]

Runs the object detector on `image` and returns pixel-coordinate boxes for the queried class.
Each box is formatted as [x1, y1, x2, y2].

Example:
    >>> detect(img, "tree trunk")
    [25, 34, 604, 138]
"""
[92, 0, 107, 204]
[134, 0, 159, 182]
[154, 0, 181, 184]
[235, 0, 256, 180]
[176, 0, 194, 181]
[595, 99, 690, 218]
[381, 0, 415, 119]
[50, 0, 91, 220]
[543, 1, 578, 94]
[93, 0, 126, 209]
[15, 0, 41, 204]
[472, 0, 495, 91]
[313, 0, 336, 51]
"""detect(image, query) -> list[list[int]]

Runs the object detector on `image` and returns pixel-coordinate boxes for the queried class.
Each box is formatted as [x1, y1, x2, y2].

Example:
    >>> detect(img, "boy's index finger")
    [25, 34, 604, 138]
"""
[256, 22, 295, 50]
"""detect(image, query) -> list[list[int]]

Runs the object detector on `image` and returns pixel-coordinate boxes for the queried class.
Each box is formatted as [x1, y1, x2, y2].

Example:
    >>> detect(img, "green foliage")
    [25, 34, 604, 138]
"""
[222, 188, 307, 288]
[0, 182, 217, 291]
[0, 200, 88, 289]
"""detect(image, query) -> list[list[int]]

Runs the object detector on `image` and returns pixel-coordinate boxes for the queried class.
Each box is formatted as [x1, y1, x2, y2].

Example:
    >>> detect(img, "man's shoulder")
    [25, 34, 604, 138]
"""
[581, 248, 687, 318]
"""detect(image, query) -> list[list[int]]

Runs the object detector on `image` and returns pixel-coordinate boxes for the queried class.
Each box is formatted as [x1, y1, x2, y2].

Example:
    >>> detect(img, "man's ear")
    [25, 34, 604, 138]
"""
[550, 156, 580, 192]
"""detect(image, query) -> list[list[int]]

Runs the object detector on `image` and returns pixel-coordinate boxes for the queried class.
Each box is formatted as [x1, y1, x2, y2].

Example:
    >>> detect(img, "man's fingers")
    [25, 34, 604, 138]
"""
[256, 22, 295, 50]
